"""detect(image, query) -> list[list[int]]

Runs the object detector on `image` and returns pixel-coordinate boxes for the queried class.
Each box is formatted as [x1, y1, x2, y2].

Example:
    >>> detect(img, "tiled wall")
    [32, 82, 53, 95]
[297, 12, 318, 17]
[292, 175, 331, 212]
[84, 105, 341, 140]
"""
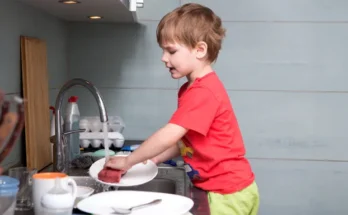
[0, 0, 68, 168]
[67, 0, 348, 214]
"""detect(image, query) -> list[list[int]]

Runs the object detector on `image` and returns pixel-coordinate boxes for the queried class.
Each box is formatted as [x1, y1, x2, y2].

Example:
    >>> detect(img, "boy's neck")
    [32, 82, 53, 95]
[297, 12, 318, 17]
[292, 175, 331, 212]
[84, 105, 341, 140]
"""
[186, 64, 213, 86]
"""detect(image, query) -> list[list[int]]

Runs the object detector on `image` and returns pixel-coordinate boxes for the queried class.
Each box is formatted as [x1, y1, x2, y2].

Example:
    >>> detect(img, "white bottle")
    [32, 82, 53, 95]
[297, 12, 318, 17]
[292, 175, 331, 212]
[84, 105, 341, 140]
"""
[64, 96, 80, 161]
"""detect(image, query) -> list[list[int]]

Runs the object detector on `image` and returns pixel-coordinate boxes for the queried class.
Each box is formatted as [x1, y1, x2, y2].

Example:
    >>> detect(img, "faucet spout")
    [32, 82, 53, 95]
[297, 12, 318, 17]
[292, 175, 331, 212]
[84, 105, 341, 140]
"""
[54, 78, 108, 173]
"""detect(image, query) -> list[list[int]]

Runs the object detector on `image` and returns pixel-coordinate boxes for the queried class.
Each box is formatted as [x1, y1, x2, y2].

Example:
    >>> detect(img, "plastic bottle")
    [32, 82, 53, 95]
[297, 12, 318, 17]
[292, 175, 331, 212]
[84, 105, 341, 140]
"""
[64, 96, 80, 161]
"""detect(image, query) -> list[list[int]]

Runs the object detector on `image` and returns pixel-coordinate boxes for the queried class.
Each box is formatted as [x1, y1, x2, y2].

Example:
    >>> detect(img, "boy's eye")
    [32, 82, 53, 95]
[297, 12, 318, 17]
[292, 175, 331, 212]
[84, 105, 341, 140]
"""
[169, 50, 177, 54]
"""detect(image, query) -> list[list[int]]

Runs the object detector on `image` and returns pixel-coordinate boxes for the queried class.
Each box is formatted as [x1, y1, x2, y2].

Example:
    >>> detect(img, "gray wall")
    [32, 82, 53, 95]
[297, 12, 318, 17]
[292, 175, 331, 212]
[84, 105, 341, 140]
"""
[0, 0, 69, 169]
[10, 0, 344, 214]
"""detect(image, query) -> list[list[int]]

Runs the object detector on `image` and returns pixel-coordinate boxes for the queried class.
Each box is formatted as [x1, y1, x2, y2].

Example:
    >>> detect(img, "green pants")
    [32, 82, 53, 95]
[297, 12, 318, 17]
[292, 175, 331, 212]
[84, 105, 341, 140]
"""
[208, 181, 260, 215]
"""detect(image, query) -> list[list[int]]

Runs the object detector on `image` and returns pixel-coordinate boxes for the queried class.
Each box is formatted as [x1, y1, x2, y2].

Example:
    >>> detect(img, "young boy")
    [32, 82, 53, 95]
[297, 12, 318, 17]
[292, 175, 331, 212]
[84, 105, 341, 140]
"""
[106, 3, 260, 215]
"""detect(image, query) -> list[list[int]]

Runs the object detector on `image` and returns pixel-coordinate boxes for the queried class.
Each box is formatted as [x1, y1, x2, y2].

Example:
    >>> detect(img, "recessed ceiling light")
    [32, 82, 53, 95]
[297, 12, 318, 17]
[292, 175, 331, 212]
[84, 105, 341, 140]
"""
[58, 0, 80, 4]
[88, 16, 103, 20]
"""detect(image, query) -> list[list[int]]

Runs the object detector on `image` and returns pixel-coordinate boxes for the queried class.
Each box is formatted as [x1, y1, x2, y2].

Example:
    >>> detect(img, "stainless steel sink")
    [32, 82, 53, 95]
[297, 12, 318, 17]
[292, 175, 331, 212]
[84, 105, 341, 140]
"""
[118, 178, 176, 194]
[67, 165, 190, 197]
[69, 175, 107, 193]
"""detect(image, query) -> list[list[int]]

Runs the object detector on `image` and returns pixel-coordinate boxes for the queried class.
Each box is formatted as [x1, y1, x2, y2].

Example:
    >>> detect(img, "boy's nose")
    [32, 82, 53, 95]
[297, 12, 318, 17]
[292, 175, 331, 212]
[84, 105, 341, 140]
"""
[161, 53, 168, 63]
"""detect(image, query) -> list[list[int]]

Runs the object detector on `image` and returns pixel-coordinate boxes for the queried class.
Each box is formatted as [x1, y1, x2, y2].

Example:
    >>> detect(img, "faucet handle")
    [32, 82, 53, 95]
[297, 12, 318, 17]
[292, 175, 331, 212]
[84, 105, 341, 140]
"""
[62, 129, 86, 136]
[50, 129, 86, 144]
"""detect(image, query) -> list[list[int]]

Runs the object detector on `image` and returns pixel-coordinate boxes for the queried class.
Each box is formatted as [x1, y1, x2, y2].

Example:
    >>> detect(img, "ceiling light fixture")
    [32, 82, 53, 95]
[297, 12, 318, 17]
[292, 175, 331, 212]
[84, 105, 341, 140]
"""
[58, 0, 80, 4]
[88, 16, 103, 20]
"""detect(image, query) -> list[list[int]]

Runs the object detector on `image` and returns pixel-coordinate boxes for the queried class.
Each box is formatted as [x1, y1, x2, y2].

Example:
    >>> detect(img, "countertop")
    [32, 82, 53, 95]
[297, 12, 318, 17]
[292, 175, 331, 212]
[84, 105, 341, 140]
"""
[14, 174, 209, 215]
[14, 140, 210, 215]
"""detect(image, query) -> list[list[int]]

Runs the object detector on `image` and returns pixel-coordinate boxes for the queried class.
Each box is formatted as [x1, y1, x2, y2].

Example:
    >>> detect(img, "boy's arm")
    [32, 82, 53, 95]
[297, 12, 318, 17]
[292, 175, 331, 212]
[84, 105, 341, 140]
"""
[151, 144, 180, 165]
[126, 123, 187, 166]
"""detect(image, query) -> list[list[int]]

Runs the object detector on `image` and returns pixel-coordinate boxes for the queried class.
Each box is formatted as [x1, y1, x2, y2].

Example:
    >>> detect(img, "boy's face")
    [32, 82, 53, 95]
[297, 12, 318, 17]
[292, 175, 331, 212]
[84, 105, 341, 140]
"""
[161, 42, 198, 79]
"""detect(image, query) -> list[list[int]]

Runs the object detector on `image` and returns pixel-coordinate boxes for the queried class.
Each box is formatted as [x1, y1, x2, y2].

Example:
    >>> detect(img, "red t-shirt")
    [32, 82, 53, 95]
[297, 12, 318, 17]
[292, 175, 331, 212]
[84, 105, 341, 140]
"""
[169, 72, 255, 194]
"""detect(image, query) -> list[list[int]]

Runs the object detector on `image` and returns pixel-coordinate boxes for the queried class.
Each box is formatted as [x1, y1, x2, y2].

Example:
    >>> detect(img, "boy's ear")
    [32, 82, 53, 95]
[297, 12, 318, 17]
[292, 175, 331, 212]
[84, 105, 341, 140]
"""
[195, 41, 208, 60]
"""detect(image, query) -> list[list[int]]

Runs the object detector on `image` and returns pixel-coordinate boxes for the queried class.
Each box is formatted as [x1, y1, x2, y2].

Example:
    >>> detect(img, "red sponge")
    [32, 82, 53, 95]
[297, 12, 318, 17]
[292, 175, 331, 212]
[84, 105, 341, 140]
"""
[98, 167, 126, 183]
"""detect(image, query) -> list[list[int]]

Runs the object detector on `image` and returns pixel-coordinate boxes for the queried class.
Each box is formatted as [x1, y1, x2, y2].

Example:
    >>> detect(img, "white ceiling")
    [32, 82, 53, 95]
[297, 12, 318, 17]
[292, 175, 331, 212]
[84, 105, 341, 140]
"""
[17, 0, 137, 23]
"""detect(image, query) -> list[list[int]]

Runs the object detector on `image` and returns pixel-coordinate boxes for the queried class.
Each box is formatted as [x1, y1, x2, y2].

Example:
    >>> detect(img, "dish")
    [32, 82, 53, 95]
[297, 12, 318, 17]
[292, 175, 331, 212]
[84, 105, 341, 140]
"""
[89, 154, 158, 187]
[77, 190, 194, 215]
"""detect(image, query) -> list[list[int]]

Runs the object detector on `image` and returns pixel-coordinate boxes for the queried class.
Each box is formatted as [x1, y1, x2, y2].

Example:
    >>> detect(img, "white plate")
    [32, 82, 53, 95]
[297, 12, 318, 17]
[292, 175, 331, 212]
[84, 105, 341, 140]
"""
[77, 190, 194, 215]
[89, 154, 158, 187]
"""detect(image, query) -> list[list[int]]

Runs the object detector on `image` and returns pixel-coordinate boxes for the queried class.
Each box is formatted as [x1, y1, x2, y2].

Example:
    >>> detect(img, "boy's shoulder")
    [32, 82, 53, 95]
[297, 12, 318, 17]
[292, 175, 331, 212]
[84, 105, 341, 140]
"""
[179, 72, 226, 97]
[179, 71, 221, 89]
[178, 82, 189, 97]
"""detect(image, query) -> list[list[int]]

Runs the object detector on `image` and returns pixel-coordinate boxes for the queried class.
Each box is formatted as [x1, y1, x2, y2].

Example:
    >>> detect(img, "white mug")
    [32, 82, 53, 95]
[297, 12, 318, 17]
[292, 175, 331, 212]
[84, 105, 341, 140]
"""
[32, 172, 77, 215]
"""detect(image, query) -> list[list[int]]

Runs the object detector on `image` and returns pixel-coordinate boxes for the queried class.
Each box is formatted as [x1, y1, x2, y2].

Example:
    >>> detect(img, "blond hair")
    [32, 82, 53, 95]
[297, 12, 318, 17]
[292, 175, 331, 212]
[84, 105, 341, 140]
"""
[156, 3, 226, 63]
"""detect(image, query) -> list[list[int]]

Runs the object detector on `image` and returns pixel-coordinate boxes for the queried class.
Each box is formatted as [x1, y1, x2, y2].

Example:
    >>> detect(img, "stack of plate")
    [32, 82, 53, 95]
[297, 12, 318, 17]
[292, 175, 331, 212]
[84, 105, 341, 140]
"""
[80, 155, 194, 215]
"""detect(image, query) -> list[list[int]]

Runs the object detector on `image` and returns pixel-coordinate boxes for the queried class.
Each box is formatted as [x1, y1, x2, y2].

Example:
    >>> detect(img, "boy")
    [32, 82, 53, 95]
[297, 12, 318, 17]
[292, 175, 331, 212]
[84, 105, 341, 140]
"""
[106, 3, 260, 215]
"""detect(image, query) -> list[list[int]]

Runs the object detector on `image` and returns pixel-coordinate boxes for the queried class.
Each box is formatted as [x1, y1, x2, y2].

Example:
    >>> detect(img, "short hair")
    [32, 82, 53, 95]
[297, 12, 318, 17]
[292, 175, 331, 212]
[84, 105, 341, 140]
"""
[156, 3, 226, 63]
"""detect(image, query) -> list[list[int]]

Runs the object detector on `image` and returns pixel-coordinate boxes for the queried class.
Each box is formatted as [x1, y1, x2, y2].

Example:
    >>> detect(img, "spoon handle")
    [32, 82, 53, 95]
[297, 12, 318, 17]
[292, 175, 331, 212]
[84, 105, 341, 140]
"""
[131, 199, 162, 211]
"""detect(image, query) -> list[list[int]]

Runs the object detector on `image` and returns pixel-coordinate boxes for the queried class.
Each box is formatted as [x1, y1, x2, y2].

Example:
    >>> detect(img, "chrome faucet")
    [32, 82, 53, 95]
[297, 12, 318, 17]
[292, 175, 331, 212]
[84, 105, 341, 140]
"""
[54, 78, 108, 173]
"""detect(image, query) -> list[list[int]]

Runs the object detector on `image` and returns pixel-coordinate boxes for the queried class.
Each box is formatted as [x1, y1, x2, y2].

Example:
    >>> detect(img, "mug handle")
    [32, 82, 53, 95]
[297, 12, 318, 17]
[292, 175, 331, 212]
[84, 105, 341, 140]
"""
[67, 177, 77, 200]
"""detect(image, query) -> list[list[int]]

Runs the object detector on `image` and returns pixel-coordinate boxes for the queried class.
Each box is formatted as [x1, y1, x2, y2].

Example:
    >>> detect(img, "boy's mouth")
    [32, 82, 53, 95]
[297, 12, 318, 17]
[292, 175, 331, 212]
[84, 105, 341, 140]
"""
[169, 67, 175, 73]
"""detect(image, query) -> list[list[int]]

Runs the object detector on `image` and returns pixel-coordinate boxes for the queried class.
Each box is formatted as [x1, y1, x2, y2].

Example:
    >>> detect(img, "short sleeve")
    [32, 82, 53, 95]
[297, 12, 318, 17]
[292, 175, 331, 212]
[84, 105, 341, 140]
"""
[169, 87, 219, 136]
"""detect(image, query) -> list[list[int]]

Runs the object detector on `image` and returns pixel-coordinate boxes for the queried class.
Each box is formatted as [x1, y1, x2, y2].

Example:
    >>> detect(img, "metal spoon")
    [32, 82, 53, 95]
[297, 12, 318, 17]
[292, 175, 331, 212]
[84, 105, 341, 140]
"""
[111, 199, 162, 214]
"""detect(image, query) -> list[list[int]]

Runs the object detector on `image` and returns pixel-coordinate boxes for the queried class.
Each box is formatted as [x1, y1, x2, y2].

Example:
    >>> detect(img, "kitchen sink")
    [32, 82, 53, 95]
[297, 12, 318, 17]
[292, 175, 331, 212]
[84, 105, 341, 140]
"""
[118, 178, 176, 194]
[68, 166, 189, 197]
[69, 175, 107, 194]
[33, 160, 207, 215]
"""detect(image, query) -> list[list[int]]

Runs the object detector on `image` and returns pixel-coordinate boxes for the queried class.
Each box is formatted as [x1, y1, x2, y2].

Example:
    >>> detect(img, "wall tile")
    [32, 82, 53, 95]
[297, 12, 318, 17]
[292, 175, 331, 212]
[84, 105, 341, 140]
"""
[250, 159, 348, 215]
[182, 0, 348, 22]
[180, 22, 348, 91]
[229, 90, 348, 160]
[67, 87, 177, 140]
[68, 21, 178, 89]
[0, 0, 68, 92]
[137, 0, 180, 20]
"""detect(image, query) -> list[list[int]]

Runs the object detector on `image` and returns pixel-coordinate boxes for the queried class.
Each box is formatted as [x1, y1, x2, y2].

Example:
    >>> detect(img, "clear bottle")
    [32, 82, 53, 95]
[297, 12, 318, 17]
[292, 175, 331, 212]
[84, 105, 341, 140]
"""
[64, 96, 81, 161]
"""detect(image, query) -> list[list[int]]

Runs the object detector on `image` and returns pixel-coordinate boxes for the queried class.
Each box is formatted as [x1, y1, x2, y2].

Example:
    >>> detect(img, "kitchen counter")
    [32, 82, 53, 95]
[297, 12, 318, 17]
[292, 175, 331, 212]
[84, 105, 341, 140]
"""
[15, 166, 210, 215]
[14, 140, 209, 215]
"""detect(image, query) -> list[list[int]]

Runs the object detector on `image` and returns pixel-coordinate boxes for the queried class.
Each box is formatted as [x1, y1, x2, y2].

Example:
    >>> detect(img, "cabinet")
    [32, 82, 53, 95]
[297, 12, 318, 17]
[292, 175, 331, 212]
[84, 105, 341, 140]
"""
[17, 0, 145, 23]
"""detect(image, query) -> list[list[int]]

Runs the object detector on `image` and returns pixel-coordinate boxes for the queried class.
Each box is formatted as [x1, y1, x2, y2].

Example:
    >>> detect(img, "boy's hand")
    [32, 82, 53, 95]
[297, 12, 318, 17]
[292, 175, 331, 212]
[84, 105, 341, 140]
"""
[104, 156, 132, 171]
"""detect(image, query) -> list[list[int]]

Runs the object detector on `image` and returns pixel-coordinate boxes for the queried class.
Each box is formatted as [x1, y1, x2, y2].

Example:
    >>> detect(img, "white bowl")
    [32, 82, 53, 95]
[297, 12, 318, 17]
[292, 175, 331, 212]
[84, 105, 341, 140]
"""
[69, 186, 94, 208]
[76, 186, 94, 198]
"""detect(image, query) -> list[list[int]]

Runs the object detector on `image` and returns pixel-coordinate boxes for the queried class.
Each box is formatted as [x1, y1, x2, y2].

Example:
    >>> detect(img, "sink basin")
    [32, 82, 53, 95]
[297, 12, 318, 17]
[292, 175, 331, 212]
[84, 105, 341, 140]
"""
[118, 178, 176, 194]
[69, 176, 108, 193]
[67, 166, 189, 197]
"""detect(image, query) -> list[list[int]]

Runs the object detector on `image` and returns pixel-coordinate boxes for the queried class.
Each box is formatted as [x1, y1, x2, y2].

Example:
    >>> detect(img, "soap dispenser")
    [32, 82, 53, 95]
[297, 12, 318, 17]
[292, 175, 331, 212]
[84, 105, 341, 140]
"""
[41, 177, 77, 215]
